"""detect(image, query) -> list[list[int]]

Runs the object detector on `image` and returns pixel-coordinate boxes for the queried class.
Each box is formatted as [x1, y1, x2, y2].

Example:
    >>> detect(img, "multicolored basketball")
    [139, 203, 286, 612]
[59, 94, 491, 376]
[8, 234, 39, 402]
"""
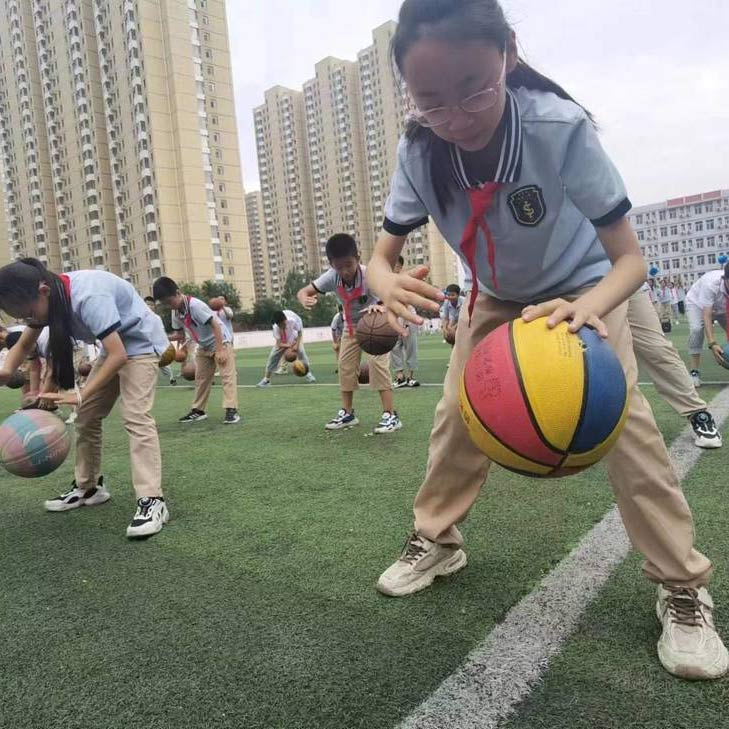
[181, 362, 196, 381]
[284, 349, 298, 363]
[459, 317, 628, 477]
[293, 360, 309, 377]
[0, 410, 72, 478]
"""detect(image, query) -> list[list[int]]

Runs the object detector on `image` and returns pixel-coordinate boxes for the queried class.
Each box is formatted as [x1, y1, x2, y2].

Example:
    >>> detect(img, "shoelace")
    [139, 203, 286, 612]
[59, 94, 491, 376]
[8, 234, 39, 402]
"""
[400, 533, 427, 564]
[665, 587, 708, 628]
[135, 499, 156, 519]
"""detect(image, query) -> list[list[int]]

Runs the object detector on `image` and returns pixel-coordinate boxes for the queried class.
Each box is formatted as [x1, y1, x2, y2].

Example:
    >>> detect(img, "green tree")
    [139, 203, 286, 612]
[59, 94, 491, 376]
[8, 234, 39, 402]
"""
[201, 280, 241, 310]
[280, 269, 337, 327]
[179, 282, 202, 299]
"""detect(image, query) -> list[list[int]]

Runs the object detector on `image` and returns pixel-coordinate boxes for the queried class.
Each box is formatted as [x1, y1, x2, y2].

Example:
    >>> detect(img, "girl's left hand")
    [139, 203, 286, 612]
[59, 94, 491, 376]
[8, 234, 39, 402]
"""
[40, 391, 79, 406]
[521, 298, 609, 339]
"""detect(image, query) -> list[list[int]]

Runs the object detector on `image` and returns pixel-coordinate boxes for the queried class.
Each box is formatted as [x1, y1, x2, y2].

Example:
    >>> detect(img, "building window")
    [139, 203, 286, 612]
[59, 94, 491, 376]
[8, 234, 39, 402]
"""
[218, 183, 225, 192]
[670, 225, 678, 235]
[697, 255, 705, 265]
[708, 253, 716, 264]
[696, 221, 703, 232]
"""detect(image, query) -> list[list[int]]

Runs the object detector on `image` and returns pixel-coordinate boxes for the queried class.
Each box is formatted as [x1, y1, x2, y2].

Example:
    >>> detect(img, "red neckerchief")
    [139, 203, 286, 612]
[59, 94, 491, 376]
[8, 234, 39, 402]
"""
[182, 296, 200, 343]
[59, 274, 71, 298]
[461, 183, 501, 324]
[280, 320, 287, 344]
[336, 267, 364, 337]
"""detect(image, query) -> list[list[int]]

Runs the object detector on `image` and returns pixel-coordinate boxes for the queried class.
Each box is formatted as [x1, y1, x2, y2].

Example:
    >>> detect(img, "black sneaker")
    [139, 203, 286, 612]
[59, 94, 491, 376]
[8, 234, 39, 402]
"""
[407, 378, 421, 388]
[690, 410, 722, 449]
[393, 378, 409, 389]
[223, 408, 241, 424]
[169, 378, 177, 386]
[179, 409, 207, 423]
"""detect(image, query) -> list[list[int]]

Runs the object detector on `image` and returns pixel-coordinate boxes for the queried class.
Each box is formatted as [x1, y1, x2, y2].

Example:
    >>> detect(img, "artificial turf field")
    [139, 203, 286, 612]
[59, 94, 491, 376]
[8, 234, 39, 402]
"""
[1, 321, 728, 729]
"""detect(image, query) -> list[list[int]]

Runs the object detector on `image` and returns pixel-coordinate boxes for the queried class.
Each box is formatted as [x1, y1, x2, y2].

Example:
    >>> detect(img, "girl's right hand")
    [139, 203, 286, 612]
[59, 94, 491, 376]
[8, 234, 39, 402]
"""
[369, 265, 444, 335]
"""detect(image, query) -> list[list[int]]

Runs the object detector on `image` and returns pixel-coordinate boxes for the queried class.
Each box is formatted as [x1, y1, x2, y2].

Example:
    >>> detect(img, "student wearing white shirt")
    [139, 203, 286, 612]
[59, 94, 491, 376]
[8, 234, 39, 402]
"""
[685, 265, 729, 386]
[391, 256, 420, 387]
[257, 309, 316, 387]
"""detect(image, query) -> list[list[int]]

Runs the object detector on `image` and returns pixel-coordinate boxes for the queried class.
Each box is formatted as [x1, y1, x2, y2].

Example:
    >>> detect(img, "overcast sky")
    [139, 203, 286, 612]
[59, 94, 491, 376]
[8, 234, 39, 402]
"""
[226, 0, 729, 207]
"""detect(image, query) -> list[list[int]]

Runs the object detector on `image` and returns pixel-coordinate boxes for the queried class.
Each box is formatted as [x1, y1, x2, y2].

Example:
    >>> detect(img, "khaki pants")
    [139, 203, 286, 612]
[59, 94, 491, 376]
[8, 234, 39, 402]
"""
[339, 330, 391, 391]
[192, 343, 238, 411]
[76, 355, 162, 499]
[414, 293, 712, 587]
[628, 290, 706, 417]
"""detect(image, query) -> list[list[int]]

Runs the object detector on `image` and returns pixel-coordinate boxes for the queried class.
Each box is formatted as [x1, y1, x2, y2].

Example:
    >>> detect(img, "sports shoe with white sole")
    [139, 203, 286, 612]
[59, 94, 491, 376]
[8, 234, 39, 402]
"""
[256, 379, 271, 388]
[223, 408, 241, 424]
[305, 372, 316, 383]
[377, 532, 467, 597]
[325, 409, 359, 430]
[407, 378, 421, 388]
[690, 410, 722, 449]
[374, 411, 402, 434]
[657, 584, 729, 680]
[44, 476, 111, 512]
[126, 497, 169, 538]
[690, 369, 702, 388]
[179, 409, 207, 423]
[393, 378, 409, 389]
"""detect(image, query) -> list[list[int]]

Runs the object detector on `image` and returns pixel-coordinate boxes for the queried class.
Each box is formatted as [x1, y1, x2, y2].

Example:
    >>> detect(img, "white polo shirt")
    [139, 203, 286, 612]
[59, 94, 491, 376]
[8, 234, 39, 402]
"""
[272, 310, 303, 345]
[686, 270, 728, 313]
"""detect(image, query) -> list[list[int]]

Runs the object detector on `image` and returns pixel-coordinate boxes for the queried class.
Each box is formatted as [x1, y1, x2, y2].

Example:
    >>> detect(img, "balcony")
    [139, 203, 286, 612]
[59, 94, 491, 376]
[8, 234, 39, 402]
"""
[144, 203, 155, 216]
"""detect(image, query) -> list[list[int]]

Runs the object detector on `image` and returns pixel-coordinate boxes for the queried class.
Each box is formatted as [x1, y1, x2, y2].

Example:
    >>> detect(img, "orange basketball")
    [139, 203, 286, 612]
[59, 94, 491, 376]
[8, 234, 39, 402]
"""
[175, 348, 187, 363]
[444, 329, 456, 347]
[358, 361, 370, 385]
[159, 344, 176, 368]
[208, 297, 224, 311]
[355, 310, 399, 356]
[284, 349, 297, 363]
[77, 362, 93, 378]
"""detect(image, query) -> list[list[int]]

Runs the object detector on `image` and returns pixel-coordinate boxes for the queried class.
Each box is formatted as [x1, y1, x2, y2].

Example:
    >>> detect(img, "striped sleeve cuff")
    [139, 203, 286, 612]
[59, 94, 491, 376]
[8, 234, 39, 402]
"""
[383, 216, 429, 236]
[591, 197, 632, 228]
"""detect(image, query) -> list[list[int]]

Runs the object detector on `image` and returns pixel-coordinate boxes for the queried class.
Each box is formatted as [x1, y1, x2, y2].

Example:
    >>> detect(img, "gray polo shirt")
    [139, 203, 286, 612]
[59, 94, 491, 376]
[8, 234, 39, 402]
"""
[384, 87, 631, 304]
[171, 296, 232, 352]
[66, 270, 168, 356]
[312, 265, 378, 330]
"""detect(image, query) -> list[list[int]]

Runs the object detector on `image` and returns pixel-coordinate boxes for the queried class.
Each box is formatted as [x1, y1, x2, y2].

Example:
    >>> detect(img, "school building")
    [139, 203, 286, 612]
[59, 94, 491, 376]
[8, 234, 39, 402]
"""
[629, 189, 729, 286]
[0, 0, 254, 306]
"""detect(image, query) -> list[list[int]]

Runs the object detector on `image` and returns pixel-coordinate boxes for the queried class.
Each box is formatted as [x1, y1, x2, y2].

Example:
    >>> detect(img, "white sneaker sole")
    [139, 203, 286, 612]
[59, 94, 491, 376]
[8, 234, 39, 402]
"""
[180, 414, 208, 423]
[44, 490, 111, 512]
[325, 419, 360, 431]
[377, 549, 468, 597]
[374, 421, 403, 434]
[695, 436, 722, 449]
[126, 509, 170, 539]
[223, 416, 241, 425]
[655, 601, 729, 680]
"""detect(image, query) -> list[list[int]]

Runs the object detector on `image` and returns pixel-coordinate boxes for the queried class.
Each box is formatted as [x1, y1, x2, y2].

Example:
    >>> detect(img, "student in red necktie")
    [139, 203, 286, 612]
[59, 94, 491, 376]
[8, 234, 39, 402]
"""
[297, 234, 401, 434]
[364, 0, 727, 680]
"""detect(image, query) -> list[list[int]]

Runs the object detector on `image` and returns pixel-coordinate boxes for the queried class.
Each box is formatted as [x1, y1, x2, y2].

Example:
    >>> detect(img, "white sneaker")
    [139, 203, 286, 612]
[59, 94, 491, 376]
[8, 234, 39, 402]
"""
[690, 370, 702, 388]
[44, 476, 111, 512]
[274, 366, 288, 376]
[374, 411, 402, 434]
[126, 497, 169, 538]
[657, 584, 729, 680]
[376, 532, 467, 596]
[690, 411, 722, 449]
[257, 378, 271, 388]
[305, 372, 316, 383]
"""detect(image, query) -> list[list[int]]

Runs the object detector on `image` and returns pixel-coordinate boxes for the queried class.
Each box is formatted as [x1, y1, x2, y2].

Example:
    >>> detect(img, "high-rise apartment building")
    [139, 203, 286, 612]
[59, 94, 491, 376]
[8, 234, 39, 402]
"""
[629, 189, 729, 287]
[245, 189, 266, 301]
[252, 20, 458, 300]
[0, 0, 253, 306]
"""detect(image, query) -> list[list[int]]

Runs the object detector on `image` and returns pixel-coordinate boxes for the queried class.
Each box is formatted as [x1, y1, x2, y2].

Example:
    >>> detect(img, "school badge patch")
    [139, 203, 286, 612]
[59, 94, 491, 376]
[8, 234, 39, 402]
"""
[508, 185, 546, 227]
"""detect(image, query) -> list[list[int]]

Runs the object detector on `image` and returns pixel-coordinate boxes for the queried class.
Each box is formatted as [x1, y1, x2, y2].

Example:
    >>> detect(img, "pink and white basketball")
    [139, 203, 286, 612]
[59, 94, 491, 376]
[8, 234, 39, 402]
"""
[0, 410, 72, 478]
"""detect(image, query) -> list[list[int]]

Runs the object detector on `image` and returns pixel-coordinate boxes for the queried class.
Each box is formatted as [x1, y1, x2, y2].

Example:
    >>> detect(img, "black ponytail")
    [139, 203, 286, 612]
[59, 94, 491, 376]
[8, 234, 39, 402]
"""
[392, 0, 595, 213]
[0, 258, 76, 389]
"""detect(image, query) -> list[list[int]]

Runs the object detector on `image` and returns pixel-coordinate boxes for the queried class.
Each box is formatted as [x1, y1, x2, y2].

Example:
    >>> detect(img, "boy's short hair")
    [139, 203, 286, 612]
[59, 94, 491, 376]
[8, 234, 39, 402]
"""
[144, 296, 155, 304]
[724, 263, 729, 279]
[6, 331, 22, 349]
[271, 310, 287, 326]
[325, 234, 357, 261]
[445, 284, 461, 295]
[152, 276, 179, 300]
[397, 256, 405, 266]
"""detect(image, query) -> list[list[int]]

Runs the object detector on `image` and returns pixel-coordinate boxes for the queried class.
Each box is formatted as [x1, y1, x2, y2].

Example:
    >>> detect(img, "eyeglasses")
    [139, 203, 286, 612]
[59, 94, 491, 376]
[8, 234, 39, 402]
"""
[411, 54, 507, 129]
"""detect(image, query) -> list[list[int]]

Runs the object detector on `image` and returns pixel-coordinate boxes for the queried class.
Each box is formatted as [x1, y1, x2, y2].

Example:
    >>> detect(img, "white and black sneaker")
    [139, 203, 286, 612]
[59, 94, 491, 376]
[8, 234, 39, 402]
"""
[325, 409, 359, 430]
[179, 409, 207, 423]
[223, 408, 241, 424]
[44, 476, 111, 512]
[407, 378, 421, 388]
[374, 411, 402, 434]
[393, 378, 409, 389]
[690, 410, 722, 449]
[169, 377, 177, 386]
[126, 497, 169, 538]
[690, 370, 702, 388]
[256, 378, 271, 388]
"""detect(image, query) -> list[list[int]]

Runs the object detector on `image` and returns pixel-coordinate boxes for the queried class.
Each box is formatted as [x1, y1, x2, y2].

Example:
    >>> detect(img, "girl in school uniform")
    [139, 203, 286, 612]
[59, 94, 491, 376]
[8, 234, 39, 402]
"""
[366, 0, 726, 679]
[0, 258, 171, 538]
